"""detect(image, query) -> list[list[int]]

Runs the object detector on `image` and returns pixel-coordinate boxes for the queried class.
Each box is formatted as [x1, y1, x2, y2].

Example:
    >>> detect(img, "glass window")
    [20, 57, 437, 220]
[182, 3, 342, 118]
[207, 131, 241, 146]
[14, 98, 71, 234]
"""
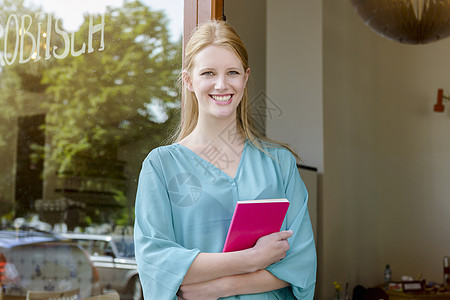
[0, 0, 183, 232]
[1, 1, 184, 297]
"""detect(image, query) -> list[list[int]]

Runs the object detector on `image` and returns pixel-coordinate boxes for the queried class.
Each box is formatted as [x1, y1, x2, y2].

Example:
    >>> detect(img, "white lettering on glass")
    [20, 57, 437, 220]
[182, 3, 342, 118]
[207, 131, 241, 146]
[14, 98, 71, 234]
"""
[88, 14, 105, 53]
[53, 18, 70, 59]
[34, 12, 46, 62]
[45, 13, 52, 60]
[71, 31, 86, 57]
[19, 14, 36, 64]
[4, 14, 20, 65]
[0, 24, 5, 65]
[0, 12, 105, 67]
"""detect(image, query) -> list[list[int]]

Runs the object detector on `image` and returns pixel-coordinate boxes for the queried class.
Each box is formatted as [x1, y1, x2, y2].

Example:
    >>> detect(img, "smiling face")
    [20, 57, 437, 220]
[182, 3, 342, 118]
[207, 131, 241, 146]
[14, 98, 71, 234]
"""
[185, 45, 250, 121]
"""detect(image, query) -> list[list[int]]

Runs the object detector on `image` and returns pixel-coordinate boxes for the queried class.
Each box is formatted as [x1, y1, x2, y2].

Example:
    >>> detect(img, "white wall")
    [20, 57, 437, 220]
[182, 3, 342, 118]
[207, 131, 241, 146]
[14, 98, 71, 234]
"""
[266, 0, 324, 296]
[266, 0, 324, 172]
[225, 1, 450, 299]
[322, 1, 450, 299]
[226, 0, 324, 172]
[231, 0, 325, 295]
[225, 0, 267, 132]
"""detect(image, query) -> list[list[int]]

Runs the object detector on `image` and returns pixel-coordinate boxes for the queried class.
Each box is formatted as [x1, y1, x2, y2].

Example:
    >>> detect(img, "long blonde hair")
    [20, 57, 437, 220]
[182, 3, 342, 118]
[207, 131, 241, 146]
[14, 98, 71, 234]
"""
[170, 20, 299, 160]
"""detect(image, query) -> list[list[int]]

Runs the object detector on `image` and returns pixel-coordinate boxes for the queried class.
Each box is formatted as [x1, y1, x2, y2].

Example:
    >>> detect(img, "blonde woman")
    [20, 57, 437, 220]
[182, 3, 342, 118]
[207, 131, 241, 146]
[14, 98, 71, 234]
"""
[134, 20, 316, 300]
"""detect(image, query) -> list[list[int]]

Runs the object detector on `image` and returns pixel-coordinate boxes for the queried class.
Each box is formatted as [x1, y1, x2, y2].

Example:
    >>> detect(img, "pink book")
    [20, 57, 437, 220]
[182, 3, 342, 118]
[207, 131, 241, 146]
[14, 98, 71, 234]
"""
[222, 198, 290, 253]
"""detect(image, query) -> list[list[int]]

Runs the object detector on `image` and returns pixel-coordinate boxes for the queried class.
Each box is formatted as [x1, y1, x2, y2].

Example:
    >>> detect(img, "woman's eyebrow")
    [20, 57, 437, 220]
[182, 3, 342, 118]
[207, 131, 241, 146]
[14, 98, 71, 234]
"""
[197, 65, 242, 72]
[197, 67, 213, 72]
[226, 66, 242, 70]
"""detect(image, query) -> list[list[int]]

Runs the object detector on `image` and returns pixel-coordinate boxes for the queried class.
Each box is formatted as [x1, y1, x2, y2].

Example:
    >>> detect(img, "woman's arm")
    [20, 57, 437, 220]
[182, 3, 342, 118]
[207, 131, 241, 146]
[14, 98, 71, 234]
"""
[178, 269, 289, 300]
[182, 230, 293, 285]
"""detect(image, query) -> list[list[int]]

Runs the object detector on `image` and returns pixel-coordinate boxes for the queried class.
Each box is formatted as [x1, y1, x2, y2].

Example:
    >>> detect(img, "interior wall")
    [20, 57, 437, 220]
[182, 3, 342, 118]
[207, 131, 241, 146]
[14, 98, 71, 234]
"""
[323, 1, 450, 299]
[226, 1, 324, 296]
[222, 1, 450, 300]
[265, 0, 324, 296]
[224, 0, 267, 133]
[225, 0, 324, 172]
[266, 0, 324, 173]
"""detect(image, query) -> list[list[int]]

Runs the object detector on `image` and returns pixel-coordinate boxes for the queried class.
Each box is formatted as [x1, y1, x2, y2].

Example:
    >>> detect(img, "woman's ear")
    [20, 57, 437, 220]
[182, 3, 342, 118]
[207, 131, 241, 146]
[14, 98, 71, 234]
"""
[182, 71, 194, 92]
[244, 68, 250, 85]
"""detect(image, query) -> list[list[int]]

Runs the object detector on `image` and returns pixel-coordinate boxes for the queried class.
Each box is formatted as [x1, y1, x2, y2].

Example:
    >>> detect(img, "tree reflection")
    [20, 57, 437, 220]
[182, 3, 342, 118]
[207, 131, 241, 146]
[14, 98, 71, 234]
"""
[0, 0, 181, 229]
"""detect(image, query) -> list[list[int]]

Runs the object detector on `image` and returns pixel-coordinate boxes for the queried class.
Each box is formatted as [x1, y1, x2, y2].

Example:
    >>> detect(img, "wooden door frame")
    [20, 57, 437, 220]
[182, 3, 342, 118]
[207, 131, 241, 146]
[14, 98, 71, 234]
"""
[183, 0, 224, 58]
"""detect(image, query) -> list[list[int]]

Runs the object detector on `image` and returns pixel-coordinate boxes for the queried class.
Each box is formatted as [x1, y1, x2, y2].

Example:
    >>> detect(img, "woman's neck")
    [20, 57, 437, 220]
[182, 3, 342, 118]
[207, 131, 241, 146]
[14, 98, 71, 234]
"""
[181, 113, 245, 149]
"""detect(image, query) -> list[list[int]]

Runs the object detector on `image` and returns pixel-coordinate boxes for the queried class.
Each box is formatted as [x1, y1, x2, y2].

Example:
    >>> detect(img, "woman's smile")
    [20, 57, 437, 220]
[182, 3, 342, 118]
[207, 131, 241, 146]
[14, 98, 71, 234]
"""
[210, 94, 233, 104]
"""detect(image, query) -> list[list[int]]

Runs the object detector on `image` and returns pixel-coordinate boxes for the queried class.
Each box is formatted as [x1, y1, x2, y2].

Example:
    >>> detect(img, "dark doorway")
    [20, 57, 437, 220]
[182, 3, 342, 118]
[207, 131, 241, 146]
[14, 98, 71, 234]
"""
[15, 114, 45, 218]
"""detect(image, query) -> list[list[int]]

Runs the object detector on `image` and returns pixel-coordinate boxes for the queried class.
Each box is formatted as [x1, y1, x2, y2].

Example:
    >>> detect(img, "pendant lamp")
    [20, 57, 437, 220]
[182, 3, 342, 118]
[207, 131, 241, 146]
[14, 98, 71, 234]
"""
[350, 0, 450, 44]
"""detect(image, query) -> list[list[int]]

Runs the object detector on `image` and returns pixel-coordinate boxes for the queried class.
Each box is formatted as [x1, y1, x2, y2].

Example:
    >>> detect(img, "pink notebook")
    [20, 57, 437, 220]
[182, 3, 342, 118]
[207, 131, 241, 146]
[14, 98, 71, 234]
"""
[222, 198, 290, 252]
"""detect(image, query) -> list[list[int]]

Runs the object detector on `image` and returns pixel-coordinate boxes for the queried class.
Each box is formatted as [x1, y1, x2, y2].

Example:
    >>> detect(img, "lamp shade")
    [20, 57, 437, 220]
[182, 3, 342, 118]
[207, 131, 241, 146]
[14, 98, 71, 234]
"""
[350, 0, 450, 44]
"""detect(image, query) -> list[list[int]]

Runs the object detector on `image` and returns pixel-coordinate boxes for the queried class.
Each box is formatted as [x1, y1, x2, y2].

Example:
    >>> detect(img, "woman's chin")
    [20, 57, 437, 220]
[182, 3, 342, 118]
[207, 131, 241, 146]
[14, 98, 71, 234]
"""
[209, 109, 236, 120]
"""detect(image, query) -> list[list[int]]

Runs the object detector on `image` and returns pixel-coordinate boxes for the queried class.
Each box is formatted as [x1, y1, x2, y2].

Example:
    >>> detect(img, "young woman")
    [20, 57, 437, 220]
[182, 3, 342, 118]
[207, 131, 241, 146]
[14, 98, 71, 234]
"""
[134, 20, 316, 299]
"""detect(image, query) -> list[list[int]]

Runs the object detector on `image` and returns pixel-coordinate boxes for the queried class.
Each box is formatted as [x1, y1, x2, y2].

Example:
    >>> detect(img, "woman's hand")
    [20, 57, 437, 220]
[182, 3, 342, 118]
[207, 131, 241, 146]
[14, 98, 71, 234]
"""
[177, 279, 224, 300]
[180, 230, 293, 286]
[251, 230, 293, 269]
[178, 269, 290, 299]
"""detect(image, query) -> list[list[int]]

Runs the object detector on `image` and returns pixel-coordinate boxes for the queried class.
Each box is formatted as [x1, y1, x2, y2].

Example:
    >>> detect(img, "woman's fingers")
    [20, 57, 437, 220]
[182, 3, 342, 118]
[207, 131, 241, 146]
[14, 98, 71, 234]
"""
[277, 230, 294, 240]
[251, 230, 294, 269]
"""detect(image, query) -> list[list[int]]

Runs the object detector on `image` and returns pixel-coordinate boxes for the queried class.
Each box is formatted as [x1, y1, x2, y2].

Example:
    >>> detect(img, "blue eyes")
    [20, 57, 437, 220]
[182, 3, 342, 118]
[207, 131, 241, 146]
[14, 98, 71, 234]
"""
[200, 71, 240, 76]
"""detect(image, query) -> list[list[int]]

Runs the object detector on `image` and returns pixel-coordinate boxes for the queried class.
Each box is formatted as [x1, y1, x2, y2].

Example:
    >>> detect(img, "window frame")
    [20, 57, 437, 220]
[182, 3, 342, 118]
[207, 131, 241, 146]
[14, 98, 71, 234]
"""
[183, 0, 224, 60]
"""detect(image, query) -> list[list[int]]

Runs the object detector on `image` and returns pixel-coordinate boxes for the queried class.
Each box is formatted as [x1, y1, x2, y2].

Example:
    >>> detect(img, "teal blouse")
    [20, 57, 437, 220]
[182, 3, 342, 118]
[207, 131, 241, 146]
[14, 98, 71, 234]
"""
[134, 141, 317, 299]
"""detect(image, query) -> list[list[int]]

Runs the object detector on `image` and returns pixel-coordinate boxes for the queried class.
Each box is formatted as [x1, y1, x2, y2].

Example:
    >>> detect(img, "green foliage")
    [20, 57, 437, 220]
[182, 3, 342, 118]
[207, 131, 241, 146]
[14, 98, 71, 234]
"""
[40, 0, 181, 174]
[112, 189, 132, 226]
[0, 0, 181, 225]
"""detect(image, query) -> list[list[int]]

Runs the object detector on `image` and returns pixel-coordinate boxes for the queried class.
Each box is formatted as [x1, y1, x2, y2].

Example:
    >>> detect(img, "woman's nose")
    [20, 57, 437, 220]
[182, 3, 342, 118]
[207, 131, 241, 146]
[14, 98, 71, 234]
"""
[215, 75, 227, 90]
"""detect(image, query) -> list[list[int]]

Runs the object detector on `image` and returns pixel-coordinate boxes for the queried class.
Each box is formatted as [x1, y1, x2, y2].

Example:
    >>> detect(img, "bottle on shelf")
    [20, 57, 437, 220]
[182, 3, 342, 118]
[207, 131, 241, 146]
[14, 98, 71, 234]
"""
[444, 256, 449, 287]
[384, 264, 392, 285]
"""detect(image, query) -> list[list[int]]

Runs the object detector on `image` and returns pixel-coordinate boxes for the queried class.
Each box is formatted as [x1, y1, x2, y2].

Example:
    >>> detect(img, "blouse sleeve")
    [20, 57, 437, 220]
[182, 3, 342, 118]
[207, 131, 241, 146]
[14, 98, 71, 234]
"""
[266, 150, 317, 299]
[134, 149, 200, 299]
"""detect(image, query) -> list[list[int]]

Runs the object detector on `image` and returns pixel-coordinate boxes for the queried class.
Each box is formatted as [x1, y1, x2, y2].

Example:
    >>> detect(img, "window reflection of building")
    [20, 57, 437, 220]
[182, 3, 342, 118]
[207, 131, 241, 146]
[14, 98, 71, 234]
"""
[0, 1, 183, 231]
[15, 114, 45, 217]
[13, 126, 127, 230]
[15, 117, 127, 230]
[53, 156, 127, 229]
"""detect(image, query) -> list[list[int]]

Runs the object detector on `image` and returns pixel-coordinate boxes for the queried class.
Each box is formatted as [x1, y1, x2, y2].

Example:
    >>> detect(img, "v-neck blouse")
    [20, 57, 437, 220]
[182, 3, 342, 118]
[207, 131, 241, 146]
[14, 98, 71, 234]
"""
[134, 141, 317, 299]
[174, 140, 247, 180]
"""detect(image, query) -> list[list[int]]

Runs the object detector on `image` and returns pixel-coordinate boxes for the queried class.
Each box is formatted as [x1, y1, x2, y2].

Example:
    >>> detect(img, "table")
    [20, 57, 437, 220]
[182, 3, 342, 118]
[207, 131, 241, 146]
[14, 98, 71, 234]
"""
[387, 290, 450, 300]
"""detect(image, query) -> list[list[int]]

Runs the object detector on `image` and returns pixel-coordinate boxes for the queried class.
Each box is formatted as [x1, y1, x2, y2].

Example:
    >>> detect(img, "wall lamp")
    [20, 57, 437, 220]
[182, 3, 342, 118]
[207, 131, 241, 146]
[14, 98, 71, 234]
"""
[434, 89, 450, 112]
[350, 0, 450, 44]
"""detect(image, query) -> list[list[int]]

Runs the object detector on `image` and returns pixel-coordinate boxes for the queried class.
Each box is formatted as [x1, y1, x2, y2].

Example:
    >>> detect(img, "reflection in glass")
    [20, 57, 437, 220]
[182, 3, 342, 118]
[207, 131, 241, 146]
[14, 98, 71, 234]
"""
[0, 0, 182, 231]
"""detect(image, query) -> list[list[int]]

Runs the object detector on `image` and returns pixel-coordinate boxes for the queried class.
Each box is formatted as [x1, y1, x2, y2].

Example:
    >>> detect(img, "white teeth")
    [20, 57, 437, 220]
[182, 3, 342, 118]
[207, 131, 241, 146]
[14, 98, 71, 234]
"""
[211, 95, 232, 102]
